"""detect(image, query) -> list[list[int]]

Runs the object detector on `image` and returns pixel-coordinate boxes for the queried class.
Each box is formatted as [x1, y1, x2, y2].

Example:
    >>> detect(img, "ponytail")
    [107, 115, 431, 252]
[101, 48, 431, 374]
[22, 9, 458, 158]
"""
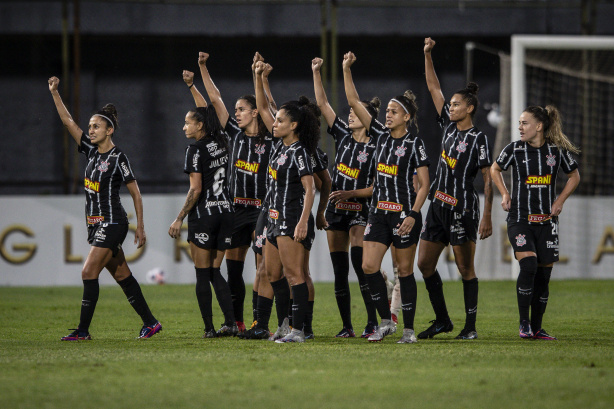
[279, 96, 320, 155]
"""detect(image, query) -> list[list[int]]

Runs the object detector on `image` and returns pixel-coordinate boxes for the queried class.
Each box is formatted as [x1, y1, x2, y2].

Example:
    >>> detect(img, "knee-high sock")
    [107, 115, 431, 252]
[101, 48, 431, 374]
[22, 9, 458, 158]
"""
[226, 259, 246, 323]
[195, 267, 214, 330]
[331, 251, 352, 329]
[517, 257, 538, 322]
[256, 295, 274, 330]
[270, 277, 290, 327]
[252, 290, 259, 322]
[351, 246, 377, 323]
[399, 274, 417, 329]
[118, 274, 156, 325]
[291, 282, 309, 331]
[424, 270, 449, 322]
[304, 300, 315, 333]
[365, 271, 392, 320]
[531, 266, 552, 331]
[210, 267, 235, 325]
[462, 278, 479, 331]
[78, 279, 99, 332]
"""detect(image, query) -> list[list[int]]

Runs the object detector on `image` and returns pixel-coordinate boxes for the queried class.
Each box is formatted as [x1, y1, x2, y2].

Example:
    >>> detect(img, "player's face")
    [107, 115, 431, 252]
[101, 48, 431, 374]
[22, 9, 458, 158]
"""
[272, 109, 295, 139]
[518, 111, 543, 143]
[449, 94, 473, 122]
[348, 105, 368, 130]
[235, 99, 256, 129]
[183, 112, 202, 139]
[88, 116, 112, 143]
[385, 101, 410, 131]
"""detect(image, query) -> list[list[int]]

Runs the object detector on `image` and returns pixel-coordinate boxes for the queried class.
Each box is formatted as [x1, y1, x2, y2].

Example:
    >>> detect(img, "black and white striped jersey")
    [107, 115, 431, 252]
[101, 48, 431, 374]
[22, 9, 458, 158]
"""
[327, 117, 377, 215]
[369, 118, 430, 214]
[496, 140, 578, 224]
[184, 137, 233, 220]
[267, 140, 313, 221]
[225, 117, 274, 208]
[429, 103, 492, 218]
[312, 146, 329, 174]
[78, 133, 133, 226]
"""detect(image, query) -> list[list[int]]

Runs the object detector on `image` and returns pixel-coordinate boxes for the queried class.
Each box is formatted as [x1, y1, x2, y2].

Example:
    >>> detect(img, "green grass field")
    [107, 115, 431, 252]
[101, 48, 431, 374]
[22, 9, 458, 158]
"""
[1, 280, 613, 409]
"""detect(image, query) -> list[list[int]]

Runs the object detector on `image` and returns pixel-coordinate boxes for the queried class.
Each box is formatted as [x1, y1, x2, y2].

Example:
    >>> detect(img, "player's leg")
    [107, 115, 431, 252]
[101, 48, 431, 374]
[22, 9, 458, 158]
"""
[452, 240, 479, 339]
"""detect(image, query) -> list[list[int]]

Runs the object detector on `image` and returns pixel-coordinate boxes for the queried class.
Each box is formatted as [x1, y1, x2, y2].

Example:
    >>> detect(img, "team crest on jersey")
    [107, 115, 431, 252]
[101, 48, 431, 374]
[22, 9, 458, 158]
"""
[357, 151, 369, 163]
[254, 144, 266, 155]
[395, 146, 407, 157]
[546, 154, 556, 167]
[515, 234, 527, 247]
[456, 140, 468, 153]
[277, 154, 288, 166]
[97, 160, 109, 173]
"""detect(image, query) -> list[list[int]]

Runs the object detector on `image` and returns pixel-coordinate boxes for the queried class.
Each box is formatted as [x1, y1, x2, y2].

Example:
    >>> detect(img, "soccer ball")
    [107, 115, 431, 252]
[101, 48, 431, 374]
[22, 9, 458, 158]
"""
[146, 268, 166, 285]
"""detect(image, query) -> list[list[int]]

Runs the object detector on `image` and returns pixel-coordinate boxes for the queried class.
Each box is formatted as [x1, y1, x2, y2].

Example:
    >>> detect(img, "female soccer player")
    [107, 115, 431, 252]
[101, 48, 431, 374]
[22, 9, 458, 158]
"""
[416, 37, 493, 341]
[312, 56, 381, 338]
[168, 106, 237, 338]
[491, 105, 580, 340]
[343, 52, 430, 343]
[48, 77, 161, 341]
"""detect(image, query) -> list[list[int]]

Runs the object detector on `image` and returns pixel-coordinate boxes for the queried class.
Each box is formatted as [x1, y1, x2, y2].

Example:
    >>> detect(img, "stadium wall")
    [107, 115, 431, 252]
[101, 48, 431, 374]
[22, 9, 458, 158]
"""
[1, 194, 612, 286]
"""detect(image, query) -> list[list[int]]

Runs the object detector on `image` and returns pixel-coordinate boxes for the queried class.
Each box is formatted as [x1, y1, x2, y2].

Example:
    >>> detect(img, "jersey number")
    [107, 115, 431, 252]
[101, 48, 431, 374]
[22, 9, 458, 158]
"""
[212, 167, 226, 196]
[551, 221, 558, 236]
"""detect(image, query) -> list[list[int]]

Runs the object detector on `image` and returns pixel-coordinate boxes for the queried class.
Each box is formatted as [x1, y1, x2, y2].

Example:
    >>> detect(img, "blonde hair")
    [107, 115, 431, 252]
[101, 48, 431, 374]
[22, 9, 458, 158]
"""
[524, 105, 580, 154]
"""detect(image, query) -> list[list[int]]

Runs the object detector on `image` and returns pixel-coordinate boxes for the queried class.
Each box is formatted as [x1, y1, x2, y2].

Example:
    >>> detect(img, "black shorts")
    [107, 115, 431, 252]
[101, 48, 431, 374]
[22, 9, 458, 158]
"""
[363, 210, 422, 249]
[266, 211, 315, 251]
[87, 223, 128, 257]
[252, 209, 268, 255]
[507, 220, 559, 264]
[188, 212, 234, 250]
[420, 203, 478, 246]
[229, 206, 260, 248]
[325, 209, 368, 232]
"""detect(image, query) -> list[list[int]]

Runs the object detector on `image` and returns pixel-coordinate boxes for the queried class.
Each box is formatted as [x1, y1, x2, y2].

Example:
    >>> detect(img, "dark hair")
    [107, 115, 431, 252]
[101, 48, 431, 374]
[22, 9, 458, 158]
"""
[392, 90, 419, 133]
[95, 103, 119, 134]
[279, 95, 320, 155]
[238, 94, 269, 144]
[454, 82, 479, 117]
[189, 106, 227, 149]
[524, 105, 580, 154]
[362, 97, 381, 118]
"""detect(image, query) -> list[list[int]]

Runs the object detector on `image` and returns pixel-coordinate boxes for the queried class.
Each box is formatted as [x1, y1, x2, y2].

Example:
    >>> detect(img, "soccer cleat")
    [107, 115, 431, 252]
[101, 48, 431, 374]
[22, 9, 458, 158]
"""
[519, 320, 533, 338]
[417, 319, 454, 339]
[368, 319, 397, 342]
[361, 321, 378, 338]
[397, 328, 417, 344]
[304, 331, 315, 340]
[335, 327, 356, 338]
[241, 325, 271, 340]
[236, 321, 246, 333]
[533, 328, 557, 340]
[203, 329, 218, 338]
[61, 329, 91, 341]
[275, 328, 305, 343]
[268, 317, 290, 341]
[455, 328, 478, 340]
[216, 322, 239, 337]
[138, 321, 162, 339]
[391, 313, 398, 325]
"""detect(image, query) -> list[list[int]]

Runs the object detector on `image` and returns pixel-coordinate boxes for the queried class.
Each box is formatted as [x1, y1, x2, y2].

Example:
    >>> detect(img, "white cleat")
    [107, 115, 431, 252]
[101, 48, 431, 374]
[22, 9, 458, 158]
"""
[275, 328, 305, 343]
[397, 328, 417, 344]
[368, 319, 397, 342]
[268, 317, 290, 341]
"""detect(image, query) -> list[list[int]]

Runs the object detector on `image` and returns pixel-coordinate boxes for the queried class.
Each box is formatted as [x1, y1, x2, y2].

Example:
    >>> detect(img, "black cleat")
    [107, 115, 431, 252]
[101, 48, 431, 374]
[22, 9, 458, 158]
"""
[417, 319, 454, 339]
[455, 328, 478, 340]
[203, 329, 218, 338]
[241, 325, 271, 340]
[519, 320, 533, 339]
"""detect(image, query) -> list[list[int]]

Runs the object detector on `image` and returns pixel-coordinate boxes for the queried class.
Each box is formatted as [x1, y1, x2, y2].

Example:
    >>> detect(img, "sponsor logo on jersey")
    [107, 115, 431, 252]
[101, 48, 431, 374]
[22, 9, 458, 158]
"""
[277, 153, 288, 166]
[546, 154, 556, 167]
[528, 214, 552, 223]
[546, 238, 559, 249]
[195, 232, 209, 244]
[206, 142, 218, 152]
[335, 201, 362, 212]
[121, 162, 130, 177]
[376, 162, 398, 176]
[395, 146, 407, 157]
[87, 215, 104, 225]
[456, 140, 468, 153]
[419, 145, 427, 161]
[234, 197, 261, 207]
[97, 160, 109, 172]
[309, 155, 316, 168]
[192, 151, 200, 168]
[434, 190, 458, 206]
[235, 159, 260, 174]
[205, 200, 230, 208]
[225, 237, 232, 244]
[95, 227, 106, 242]
[498, 151, 508, 162]
[254, 144, 266, 155]
[269, 209, 279, 219]
[480, 145, 486, 160]
[515, 234, 527, 247]
[376, 201, 402, 212]
[357, 151, 369, 163]
[566, 151, 575, 164]
[525, 174, 552, 185]
[84, 178, 100, 193]
[441, 150, 457, 169]
[337, 163, 360, 179]
[268, 166, 277, 180]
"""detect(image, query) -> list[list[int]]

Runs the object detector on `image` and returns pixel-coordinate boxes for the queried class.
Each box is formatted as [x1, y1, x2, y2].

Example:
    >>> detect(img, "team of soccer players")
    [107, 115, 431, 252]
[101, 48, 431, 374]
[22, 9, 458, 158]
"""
[50, 37, 580, 343]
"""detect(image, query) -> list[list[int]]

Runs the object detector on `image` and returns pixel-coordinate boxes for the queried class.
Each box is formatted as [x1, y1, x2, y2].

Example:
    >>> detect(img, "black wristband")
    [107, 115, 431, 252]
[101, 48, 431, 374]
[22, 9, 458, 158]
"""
[408, 210, 419, 219]
[188, 83, 194, 89]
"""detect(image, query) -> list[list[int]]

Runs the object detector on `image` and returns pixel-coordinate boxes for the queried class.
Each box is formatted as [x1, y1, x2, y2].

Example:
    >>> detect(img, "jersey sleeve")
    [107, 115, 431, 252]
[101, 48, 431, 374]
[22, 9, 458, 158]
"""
[294, 147, 313, 178]
[476, 132, 493, 168]
[436, 102, 452, 129]
[560, 149, 579, 174]
[412, 137, 431, 168]
[183, 145, 202, 174]
[224, 117, 242, 140]
[327, 116, 349, 143]
[495, 142, 515, 171]
[118, 152, 137, 183]
[311, 147, 329, 173]
[77, 132, 96, 157]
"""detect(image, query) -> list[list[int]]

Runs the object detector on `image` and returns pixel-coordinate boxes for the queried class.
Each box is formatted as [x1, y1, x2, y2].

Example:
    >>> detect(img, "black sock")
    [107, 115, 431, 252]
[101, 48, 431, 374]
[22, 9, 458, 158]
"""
[256, 295, 273, 330]
[78, 279, 99, 332]
[365, 271, 392, 320]
[304, 300, 315, 333]
[531, 266, 552, 331]
[210, 267, 235, 326]
[270, 277, 290, 327]
[351, 246, 377, 323]
[287, 297, 293, 325]
[462, 278, 479, 331]
[118, 274, 156, 326]
[399, 274, 417, 329]
[517, 257, 538, 323]
[331, 251, 352, 329]
[195, 267, 214, 330]
[291, 282, 309, 331]
[252, 290, 259, 322]
[226, 259, 246, 323]
[424, 270, 450, 322]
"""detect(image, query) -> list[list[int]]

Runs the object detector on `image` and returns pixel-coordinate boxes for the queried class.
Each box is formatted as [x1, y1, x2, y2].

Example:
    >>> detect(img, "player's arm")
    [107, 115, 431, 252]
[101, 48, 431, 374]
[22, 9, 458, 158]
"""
[479, 166, 493, 239]
[342, 52, 373, 133]
[295, 174, 316, 242]
[329, 185, 373, 203]
[183, 70, 207, 108]
[254, 61, 275, 133]
[312, 57, 336, 128]
[550, 169, 580, 217]
[125, 180, 146, 248]
[424, 37, 445, 116]
[262, 62, 277, 115]
[198, 52, 230, 128]
[48, 76, 83, 146]
[490, 162, 511, 212]
[314, 169, 332, 230]
[168, 172, 202, 239]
